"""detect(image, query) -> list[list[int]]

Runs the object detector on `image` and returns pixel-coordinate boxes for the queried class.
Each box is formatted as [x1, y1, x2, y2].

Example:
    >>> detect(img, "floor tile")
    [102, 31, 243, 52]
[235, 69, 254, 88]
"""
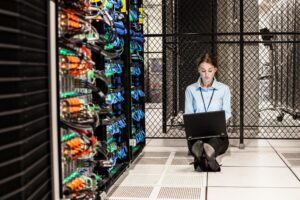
[208, 167, 300, 187]
[143, 146, 189, 152]
[174, 151, 193, 158]
[274, 148, 300, 160]
[171, 158, 194, 165]
[227, 146, 275, 153]
[207, 187, 300, 200]
[140, 151, 171, 157]
[157, 187, 201, 199]
[107, 186, 153, 199]
[166, 165, 205, 175]
[268, 139, 300, 148]
[291, 167, 300, 180]
[133, 157, 168, 165]
[147, 139, 188, 147]
[218, 151, 285, 167]
[129, 165, 165, 174]
[275, 150, 300, 167]
[230, 139, 271, 147]
[118, 174, 161, 186]
[108, 138, 300, 200]
[161, 174, 205, 187]
[281, 152, 300, 159]
[288, 160, 300, 167]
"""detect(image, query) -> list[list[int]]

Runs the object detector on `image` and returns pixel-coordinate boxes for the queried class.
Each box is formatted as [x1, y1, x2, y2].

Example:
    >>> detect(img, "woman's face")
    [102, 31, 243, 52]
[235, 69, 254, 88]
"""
[198, 62, 217, 85]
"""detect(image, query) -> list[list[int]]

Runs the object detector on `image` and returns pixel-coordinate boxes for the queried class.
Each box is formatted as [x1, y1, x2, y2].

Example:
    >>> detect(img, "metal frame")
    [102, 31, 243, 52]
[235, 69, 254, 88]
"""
[144, 0, 300, 141]
[162, 0, 167, 133]
[239, 0, 244, 148]
[49, 1, 61, 199]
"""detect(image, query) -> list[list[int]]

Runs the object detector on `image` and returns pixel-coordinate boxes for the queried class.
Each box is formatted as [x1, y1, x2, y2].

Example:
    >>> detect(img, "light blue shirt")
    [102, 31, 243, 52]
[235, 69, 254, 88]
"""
[185, 78, 232, 121]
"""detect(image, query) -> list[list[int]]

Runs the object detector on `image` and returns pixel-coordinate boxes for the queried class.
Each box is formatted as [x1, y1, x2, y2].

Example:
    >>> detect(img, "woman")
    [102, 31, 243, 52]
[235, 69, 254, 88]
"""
[185, 52, 231, 171]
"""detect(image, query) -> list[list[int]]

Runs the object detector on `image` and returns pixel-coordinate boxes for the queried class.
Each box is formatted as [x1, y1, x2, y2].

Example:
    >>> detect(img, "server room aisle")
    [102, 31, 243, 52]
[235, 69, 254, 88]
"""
[105, 139, 300, 200]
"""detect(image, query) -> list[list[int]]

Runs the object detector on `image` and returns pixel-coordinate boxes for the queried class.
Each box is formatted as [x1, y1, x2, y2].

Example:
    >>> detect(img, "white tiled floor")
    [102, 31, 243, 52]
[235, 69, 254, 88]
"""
[207, 187, 300, 200]
[219, 151, 285, 167]
[208, 167, 300, 187]
[106, 139, 300, 200]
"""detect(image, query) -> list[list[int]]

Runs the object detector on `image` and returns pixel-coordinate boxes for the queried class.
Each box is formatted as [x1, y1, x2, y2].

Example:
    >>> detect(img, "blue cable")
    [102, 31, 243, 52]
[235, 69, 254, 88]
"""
[137, 90, 145, 97]
[131, 67, 141, 76]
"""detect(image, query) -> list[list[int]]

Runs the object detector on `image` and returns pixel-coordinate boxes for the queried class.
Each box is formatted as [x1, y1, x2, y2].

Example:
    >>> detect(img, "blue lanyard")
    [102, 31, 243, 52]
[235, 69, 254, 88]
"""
[200, 88, 215, 112]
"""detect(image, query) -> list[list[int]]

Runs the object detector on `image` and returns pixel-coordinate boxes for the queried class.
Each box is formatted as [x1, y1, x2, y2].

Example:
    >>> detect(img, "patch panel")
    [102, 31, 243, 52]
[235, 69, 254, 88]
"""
[57, 0, 145, 199]
[128, 0, 146, 160]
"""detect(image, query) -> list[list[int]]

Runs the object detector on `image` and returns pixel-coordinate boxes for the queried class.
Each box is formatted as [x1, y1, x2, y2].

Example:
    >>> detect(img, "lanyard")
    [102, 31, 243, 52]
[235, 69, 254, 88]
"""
[200, 87, 215, 112]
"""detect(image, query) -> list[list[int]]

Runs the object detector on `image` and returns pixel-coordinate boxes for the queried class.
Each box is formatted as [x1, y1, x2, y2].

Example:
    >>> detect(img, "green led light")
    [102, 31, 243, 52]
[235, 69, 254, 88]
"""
[59, 48, 74, 56]
[59, 49, 67, 55]
[132, 146, 140, 153]
[104, 43, 114, 50]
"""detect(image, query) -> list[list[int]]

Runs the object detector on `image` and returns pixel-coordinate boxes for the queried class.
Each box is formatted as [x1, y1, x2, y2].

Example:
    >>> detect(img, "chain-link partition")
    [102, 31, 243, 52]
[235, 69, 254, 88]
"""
[144, 0, 300, 139]
[143, 0, 163, 137]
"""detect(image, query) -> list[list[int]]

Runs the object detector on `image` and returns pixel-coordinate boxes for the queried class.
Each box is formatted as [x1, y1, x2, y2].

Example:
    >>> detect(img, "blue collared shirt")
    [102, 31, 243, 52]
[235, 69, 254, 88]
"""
[185, 78, 232, 121]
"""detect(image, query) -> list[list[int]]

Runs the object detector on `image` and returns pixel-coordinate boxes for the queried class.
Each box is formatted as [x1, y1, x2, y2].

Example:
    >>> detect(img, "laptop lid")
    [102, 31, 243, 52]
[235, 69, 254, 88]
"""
[183, 111, 227, 140]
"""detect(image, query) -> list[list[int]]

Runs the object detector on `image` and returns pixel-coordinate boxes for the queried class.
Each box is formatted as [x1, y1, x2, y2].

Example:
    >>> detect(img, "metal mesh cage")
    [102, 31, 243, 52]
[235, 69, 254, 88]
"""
[144, 0, 300, 139]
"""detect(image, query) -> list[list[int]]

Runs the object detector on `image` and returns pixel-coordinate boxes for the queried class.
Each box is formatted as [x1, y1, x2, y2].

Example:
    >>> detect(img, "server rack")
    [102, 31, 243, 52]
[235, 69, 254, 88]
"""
[128, 0, 146, 161]
[56, 0, 145, 199]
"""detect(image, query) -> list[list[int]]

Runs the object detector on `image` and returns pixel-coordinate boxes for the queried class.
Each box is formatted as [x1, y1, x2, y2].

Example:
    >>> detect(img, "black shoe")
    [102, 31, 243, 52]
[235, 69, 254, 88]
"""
[191, 141, 203, 162]
[192, 157, 203, 172]
[203, 143, 220, 172]
[206, 158, 220, 172]
[194, 163, 203, 172]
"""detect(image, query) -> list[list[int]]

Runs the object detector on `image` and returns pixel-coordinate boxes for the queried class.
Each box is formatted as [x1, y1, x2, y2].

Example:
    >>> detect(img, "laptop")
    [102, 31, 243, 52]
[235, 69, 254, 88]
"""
[183, 111, 227, 141]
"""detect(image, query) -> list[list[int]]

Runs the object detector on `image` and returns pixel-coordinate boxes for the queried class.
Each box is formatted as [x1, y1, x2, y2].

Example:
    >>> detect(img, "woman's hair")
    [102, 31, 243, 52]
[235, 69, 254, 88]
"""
[195, 52, 217, 67]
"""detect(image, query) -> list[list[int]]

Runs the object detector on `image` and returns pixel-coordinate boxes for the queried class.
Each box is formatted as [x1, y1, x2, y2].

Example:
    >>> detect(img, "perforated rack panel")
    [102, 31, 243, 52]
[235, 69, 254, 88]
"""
[0, 1, 52, 200]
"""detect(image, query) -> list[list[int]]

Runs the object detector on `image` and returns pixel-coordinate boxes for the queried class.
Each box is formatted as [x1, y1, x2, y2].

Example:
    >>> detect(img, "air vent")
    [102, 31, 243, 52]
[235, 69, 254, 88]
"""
[157, 187, 201, 199]
[107, 186, 153, 198]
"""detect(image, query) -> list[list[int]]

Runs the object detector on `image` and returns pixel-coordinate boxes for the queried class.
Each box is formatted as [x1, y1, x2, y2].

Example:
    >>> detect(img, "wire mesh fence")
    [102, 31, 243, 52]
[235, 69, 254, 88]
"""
[143, 0, 300, 139]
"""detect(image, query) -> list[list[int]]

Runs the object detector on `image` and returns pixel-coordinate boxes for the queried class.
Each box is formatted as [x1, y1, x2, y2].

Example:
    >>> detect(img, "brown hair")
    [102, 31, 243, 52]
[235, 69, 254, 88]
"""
[195, 52, 217, 67]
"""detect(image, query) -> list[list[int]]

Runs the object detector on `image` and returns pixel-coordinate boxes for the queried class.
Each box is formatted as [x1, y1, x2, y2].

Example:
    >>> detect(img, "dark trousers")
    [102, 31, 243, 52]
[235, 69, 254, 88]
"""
[188, 136, 229, 157]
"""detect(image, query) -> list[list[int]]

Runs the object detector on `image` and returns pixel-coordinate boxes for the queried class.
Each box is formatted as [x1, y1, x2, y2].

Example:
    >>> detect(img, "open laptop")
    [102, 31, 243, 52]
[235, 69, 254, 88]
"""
[183, 111, 227, 141]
